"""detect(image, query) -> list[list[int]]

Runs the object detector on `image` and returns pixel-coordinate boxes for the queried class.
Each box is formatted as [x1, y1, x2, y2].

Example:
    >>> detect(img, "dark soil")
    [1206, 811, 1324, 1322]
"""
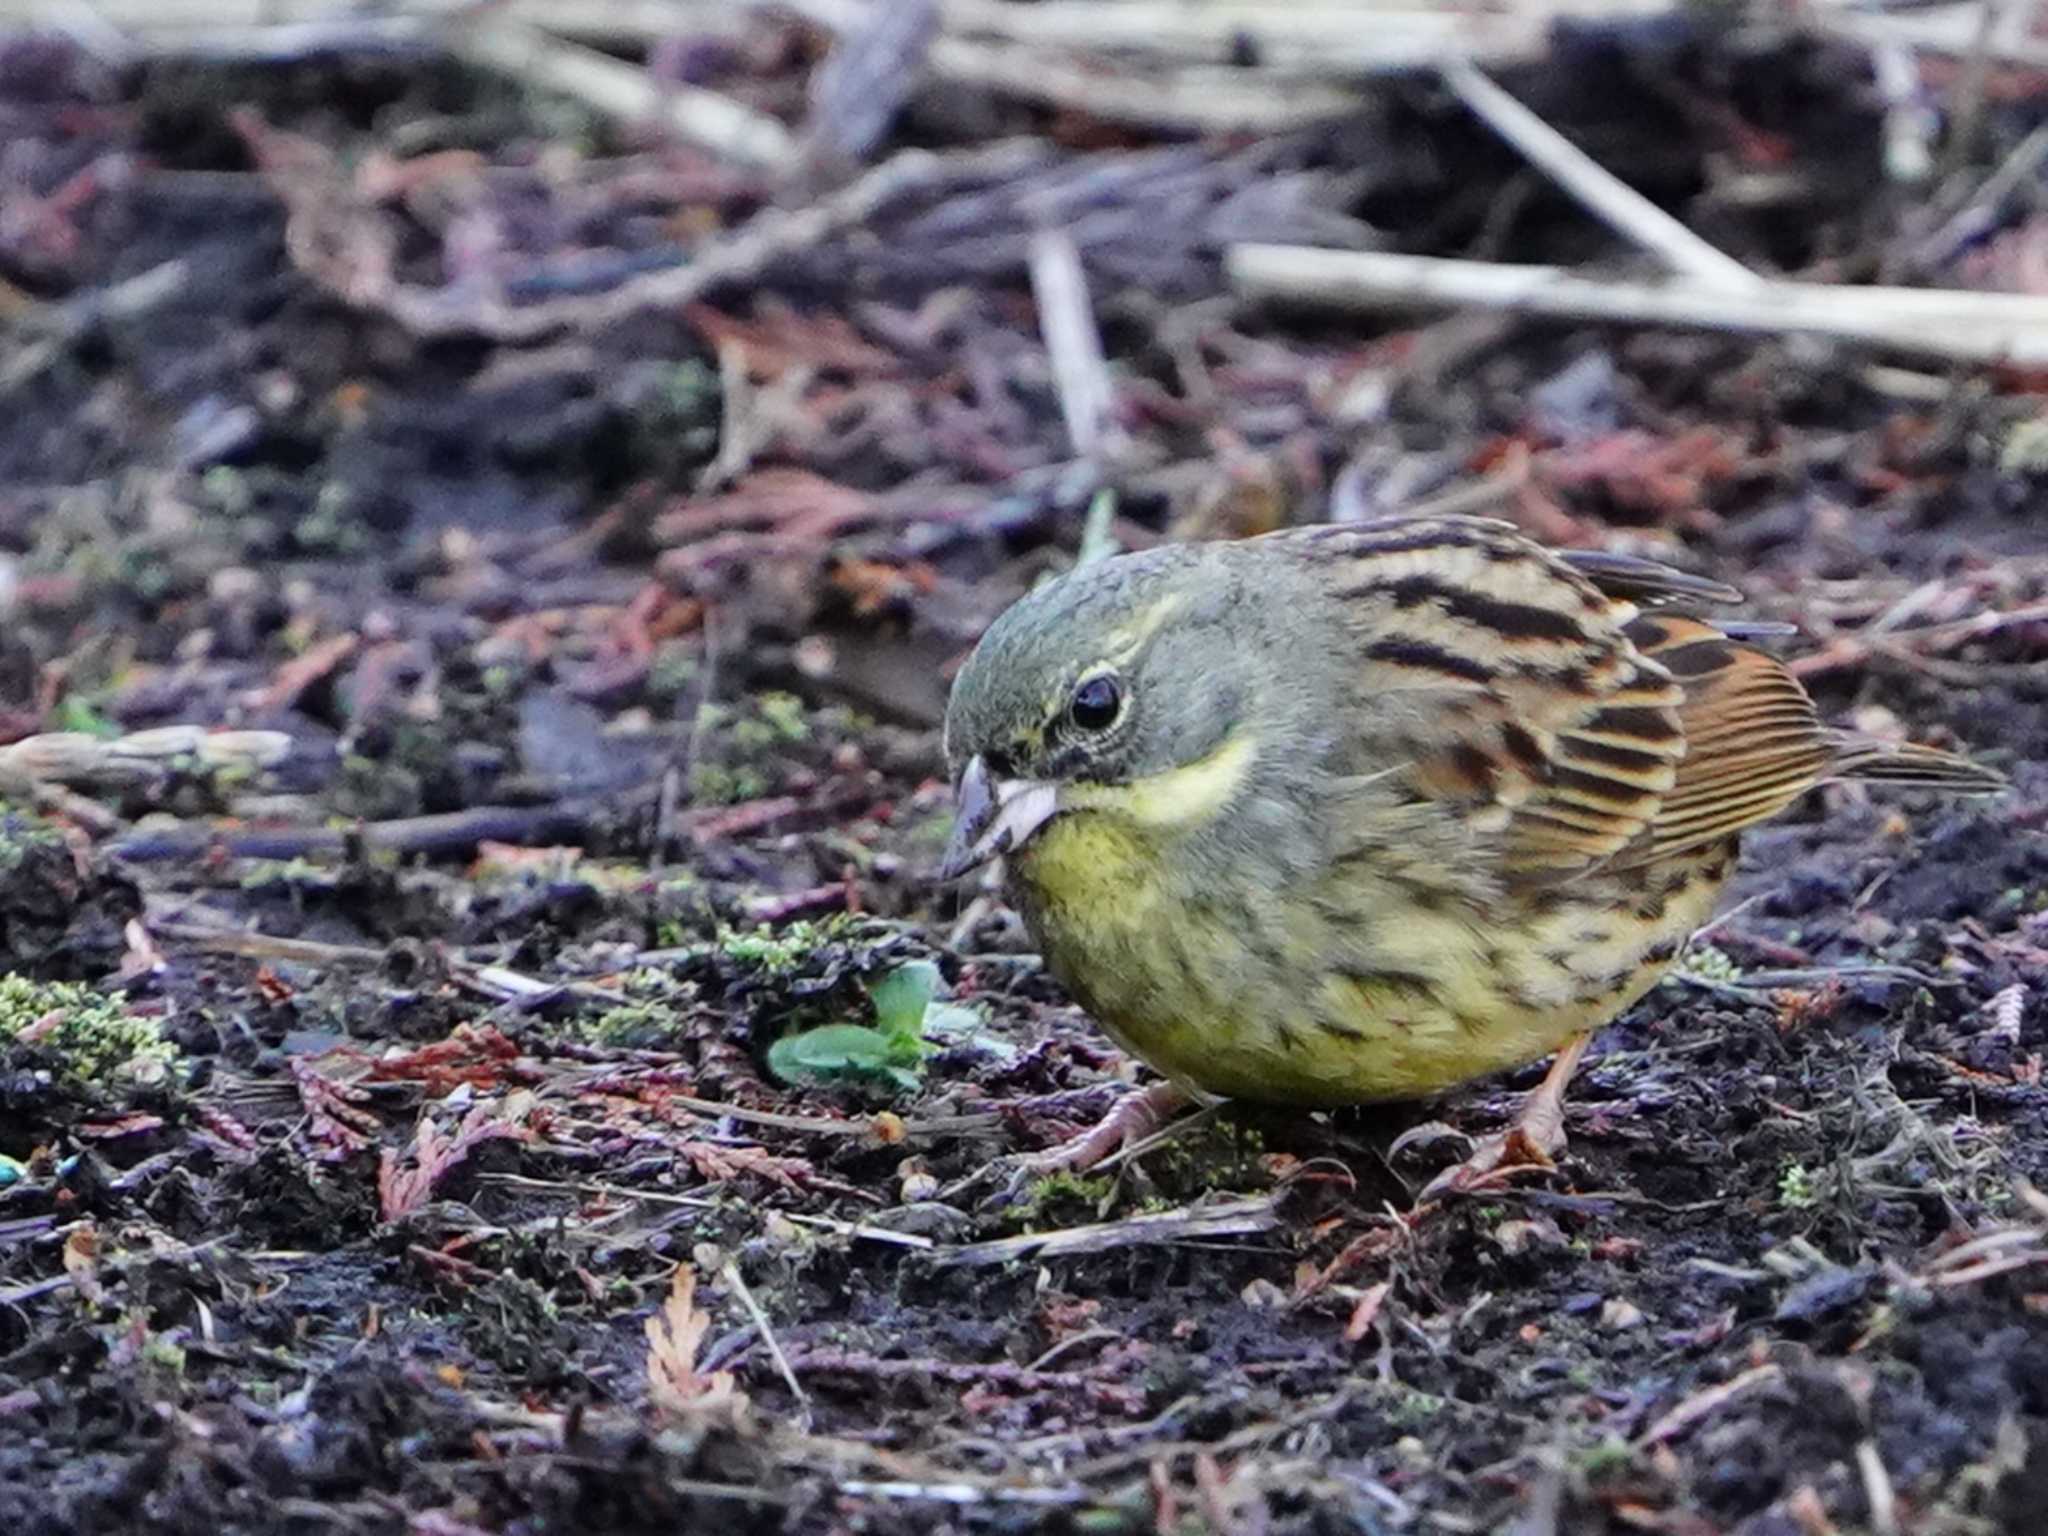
[0, 20, 2044, 1536]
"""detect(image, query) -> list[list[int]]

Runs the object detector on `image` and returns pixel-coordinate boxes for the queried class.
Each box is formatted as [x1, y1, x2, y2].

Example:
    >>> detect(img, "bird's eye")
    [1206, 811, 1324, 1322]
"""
[1068, 674, 1122, 733]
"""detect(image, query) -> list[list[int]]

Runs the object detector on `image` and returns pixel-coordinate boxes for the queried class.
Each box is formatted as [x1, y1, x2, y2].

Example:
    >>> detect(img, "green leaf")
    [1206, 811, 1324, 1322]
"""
[769, 1024, 897, 1079]
[867, 960, 940, 1043]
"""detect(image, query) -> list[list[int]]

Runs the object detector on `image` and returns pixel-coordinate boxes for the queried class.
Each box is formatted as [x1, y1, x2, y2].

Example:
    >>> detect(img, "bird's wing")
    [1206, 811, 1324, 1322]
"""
[1606, 612, 1832, 867]
[1313, 517, 1692, 882]
[1611, 612, 2004, 864]
[1314, 516, 1994, 884]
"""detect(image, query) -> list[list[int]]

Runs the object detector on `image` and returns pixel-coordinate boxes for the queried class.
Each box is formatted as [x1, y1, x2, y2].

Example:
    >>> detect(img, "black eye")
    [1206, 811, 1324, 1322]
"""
[1069, 675, 1122, 732]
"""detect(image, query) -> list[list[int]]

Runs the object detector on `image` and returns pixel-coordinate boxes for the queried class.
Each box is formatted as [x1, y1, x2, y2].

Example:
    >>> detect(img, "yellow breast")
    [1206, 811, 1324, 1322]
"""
[1014, 811, 1731, 1107]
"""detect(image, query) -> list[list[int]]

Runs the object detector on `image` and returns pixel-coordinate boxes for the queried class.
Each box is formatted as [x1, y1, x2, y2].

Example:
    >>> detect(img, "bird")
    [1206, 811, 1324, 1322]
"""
[937, 514, 2005, 1192]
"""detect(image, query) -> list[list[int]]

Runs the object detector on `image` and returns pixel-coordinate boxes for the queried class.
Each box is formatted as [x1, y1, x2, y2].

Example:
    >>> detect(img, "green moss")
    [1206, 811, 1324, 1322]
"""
[1778, 1161, 1818, 1210]
[1679, 943, 1743, 984]
[1576, 1437, 1635, 1480]
[0, 975, 175, 1090]
[0, 806, 65, 870]
[716, 916, 859, 973]
[1016, 1171, 1116, 1221]
[583, 969, 697, 1045]
[687, 762, 770, 805]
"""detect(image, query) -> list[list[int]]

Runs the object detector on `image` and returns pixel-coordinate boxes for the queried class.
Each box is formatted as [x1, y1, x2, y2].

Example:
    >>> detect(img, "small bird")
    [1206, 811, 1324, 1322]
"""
[939, 515, 2004, 1189]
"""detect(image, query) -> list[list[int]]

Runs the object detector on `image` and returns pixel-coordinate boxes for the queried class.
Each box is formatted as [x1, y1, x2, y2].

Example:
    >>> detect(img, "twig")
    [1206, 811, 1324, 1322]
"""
[828, 1480, 1087, 1507]
[0, 724, 288, 793]
[449, 19, 795, 172]
[152, 922, 386, 970]
[393, 139, 1047, 339]
[721, 1258, 813, 1430]
[925, 1194, 1281, 1268]
[1788, 601, 2048, 678]
[0, 260, 191, 401]
[784, 1347, 1148, 1415]
[1030, 228, 1121, 462]
[775, 1211, 936, 1249]
[798, 0, 939, 172]
[1936, 0, 2020, 183]
[1855, 1441, 1901, 1536]
[1227, 244, 2048, 366]
[477, 1173, 719, 1210]
[1912, 122, 2048, 270]
[1869, 42, 1936, 185]
[1815, 0, 2048, 69]
[92, 14, 429, 62]
[1636, 1363, 1783, 1446]
[1440, 58, 1759, 290]
[109, 795, 648, 862]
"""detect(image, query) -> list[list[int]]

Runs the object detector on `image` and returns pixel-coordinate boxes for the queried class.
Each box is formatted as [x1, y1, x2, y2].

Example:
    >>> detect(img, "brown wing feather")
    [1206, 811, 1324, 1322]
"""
[1299, 516, 2001, 884]
[1305, 517, 1691, 880]
[1610, 614, 1833, 868]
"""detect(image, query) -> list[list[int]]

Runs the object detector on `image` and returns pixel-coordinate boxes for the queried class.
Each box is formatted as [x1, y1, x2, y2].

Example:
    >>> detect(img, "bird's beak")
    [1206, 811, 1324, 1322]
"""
[937, 754, 1059, 880]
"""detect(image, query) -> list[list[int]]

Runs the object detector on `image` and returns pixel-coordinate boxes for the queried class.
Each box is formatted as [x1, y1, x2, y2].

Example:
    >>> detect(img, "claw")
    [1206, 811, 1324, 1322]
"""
[1417, 1119, 1564, 1201]
[1410, 1030, 1592, 1204]
[1017, 1082, 1190, 1179]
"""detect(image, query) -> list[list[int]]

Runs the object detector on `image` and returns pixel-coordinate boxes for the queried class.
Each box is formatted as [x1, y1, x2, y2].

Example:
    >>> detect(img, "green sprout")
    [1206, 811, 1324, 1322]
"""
[767, 960, 980, 1094]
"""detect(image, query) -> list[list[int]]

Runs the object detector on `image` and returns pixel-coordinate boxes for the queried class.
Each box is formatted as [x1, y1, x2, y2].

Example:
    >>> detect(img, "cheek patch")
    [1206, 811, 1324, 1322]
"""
[1064, 728, 1258, 828]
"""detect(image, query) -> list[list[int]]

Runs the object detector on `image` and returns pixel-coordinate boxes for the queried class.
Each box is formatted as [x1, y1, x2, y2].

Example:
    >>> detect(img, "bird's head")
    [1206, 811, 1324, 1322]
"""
[938, 545, 1269, 881]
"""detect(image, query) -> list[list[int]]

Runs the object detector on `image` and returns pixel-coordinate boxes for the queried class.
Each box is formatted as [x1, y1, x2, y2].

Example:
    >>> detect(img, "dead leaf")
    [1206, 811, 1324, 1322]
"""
[62, 1224, 104, 1308]
[645, 1264, 746, 1423]
[1342, 1280, 1390, 1343]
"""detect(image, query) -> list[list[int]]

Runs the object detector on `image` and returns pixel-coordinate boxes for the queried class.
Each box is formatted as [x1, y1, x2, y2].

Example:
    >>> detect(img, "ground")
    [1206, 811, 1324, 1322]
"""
[0, 19, 2045, 1536]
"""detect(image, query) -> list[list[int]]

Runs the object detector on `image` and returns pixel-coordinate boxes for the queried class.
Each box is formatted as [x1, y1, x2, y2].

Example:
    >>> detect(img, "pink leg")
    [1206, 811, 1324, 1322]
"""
[1021, 1083, 1191, 1176]
[1419, 1031, 1592, 1200]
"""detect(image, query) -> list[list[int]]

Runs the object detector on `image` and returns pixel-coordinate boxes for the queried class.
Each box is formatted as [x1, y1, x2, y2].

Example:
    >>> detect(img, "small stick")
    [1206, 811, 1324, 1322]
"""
[775, 1211, 935, 1250]
[1636, 1363, 1783, 1446]
[1030, 228, 1122, 462]
[1937, 0, 2021, 183]
[925, 1194, 1281, 1268]
[1911, 121, 2048, 270]
[1228, 244, 2048, 366]
[720, 1258, 813, 1431]
[1855, 1441, 1901, 1536]
[450, 20, 795, 172]
[1440, 58, 1759, 290]
[798, 0, 939, 172]
[1870, 42, 1936, 185]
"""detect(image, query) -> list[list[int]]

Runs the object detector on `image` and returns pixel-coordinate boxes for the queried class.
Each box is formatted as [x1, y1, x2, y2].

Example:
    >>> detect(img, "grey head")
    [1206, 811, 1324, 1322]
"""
[937, 541, 1285, 879]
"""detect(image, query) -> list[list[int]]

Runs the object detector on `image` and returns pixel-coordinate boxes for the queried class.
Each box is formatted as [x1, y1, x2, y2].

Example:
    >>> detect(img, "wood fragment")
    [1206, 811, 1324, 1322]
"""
[1637, 1364, 1783, 1446]
[1229, 244, 2048, 366]
[926, 1194, 1281, 1268]
[799, 0, 938, 173]
[1030, 228, 1121, 463]
[449, 20, 795, 171]
[721, 1258, 813, 1429]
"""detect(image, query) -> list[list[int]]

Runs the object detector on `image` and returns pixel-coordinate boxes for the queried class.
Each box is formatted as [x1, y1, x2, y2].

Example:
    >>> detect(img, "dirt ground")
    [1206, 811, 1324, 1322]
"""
[1, 18, 2046, 1536]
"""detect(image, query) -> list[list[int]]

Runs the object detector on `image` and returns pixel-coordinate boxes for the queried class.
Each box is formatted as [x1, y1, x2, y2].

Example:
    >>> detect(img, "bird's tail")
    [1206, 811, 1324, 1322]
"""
[1824, 733, 2008, 795]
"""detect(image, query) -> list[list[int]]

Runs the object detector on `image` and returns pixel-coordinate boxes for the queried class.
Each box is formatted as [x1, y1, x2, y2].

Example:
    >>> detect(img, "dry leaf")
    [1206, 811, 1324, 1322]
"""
[1343, 1280, 1390, 1343]
[645, 1264, 746, 1424]
[62, 1224, 104, 1308]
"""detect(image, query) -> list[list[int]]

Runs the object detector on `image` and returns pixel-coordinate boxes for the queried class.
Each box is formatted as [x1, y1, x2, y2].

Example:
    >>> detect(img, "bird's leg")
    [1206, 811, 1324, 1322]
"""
[1419, 1031, 1593, 1200]
[1020, 1082, 1191, 1176]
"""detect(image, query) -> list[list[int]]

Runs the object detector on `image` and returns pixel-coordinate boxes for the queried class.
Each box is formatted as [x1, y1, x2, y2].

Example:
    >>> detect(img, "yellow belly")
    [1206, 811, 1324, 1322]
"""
[1012, 814, 1728, 1107]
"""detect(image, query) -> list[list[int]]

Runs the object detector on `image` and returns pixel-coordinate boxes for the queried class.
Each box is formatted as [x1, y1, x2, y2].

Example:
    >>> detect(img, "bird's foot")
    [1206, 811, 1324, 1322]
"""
[1415, 1112, 1568, 1201]
[1410, 1033, 1590, 1202]
[1018, 1082, 1191, 1178]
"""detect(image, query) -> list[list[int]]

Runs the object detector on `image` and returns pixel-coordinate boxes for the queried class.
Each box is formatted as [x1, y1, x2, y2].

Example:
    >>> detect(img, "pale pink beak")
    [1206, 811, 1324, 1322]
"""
[937, 754, 1059, 880]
